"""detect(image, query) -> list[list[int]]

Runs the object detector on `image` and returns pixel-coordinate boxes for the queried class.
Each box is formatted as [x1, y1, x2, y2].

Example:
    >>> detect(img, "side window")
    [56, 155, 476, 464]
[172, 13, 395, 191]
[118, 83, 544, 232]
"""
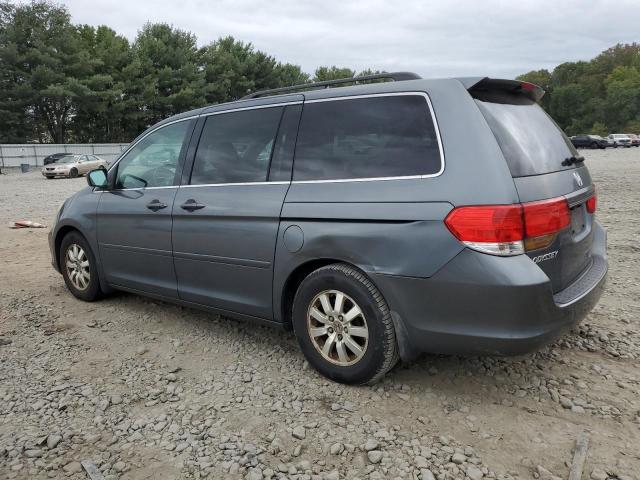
[116, 121, 190, 189]
[293, 95, 442, 181]
[269, 105, 302, 181]
[191, 107, 283, 185]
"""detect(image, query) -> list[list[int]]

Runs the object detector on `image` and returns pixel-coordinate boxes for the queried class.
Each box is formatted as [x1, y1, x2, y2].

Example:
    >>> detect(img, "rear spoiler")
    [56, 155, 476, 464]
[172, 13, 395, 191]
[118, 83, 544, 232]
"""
[458, 77, 545, 103]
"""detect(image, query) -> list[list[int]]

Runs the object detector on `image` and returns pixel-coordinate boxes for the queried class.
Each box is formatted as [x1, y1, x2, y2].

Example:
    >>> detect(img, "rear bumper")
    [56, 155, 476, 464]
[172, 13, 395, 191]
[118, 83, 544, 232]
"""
[373, 222, 608, 360]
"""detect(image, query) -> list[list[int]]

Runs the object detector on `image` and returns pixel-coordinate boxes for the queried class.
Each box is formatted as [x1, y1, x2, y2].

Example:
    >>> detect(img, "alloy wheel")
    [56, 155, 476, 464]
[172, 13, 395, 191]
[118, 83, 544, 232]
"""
[65, 243, 90, 290]
[307, 289, 369, 366]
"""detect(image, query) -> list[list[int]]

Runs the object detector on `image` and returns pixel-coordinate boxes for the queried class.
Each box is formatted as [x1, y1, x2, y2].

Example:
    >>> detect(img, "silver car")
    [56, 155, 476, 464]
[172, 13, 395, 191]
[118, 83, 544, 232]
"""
[42, 154, 109, 179]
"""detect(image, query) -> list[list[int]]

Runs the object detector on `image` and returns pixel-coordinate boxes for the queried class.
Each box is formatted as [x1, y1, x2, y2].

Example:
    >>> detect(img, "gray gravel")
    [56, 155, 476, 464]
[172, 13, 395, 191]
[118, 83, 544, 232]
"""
[1, 148, 639, 479]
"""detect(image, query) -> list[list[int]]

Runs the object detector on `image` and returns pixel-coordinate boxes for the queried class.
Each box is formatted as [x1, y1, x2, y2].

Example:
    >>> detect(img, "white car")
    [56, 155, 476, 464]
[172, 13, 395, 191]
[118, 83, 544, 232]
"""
[607, 134, 632, 148]
[42, 154, 109, 179]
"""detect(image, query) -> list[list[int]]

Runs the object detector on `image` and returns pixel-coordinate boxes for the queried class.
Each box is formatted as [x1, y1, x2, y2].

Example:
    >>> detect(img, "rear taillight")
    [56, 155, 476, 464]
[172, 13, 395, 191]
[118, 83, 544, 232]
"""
[586, 189, 597, 214]
[445, 196, 571, 256]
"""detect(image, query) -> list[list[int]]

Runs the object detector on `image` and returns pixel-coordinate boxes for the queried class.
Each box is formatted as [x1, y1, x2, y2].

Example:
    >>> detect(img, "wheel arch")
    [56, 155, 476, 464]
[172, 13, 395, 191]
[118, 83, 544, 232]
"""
[54, 225, 84, 271]
[54, 223, 113, 294]
[279, 258, 358, 329]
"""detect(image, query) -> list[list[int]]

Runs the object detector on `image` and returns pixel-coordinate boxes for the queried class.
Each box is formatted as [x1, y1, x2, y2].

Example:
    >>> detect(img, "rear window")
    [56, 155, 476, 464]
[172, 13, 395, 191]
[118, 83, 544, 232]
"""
[474, 93, 578, 177]
[293, 95, 442, 181]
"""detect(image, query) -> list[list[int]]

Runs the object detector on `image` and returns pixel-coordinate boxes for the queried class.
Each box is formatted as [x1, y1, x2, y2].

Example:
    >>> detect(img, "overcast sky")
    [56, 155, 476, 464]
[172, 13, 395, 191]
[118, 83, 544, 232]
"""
[58, 0, 640, 79]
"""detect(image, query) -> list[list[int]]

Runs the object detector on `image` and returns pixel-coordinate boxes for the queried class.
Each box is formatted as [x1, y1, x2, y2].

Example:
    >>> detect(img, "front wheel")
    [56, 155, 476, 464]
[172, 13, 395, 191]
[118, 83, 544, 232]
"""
[60, 232, 102, 301]
[69, 168, 78, 178]
[292, 263, 398, 385]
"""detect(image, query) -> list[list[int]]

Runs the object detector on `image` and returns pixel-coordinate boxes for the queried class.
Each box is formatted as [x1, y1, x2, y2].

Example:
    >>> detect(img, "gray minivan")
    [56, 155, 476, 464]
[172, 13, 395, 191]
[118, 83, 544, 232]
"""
[49, 73, 607, 384]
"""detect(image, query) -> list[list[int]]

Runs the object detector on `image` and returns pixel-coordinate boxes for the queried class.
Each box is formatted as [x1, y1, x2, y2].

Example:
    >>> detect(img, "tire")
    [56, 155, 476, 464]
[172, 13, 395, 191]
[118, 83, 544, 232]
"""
[590, 142, 598, 149]
[292, 263, 398, 385]
[60, 231, 102, 302]
[69, 168, 78, 178]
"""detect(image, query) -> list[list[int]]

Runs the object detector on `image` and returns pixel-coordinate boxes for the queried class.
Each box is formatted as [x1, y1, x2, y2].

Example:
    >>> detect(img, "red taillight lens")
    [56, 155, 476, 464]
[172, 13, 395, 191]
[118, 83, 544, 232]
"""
[445, 196, 571, 256]
[523, 197, 570, 237]
[444, 205, 523, 243]
[586, 191, 597, 214]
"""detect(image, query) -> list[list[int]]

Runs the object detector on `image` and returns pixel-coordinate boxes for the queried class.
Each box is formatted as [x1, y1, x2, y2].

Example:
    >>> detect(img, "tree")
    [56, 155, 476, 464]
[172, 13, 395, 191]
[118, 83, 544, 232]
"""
[313, 66, 356, 82]
[517, 43, 640, 135]
[604, 66, 640, 131]
[71, 25, 133, 142]
[590, 121, 608, 137]
[201, 36, 307, 103]
[0, 1, 93, 143]
[131, 23, 205, 129]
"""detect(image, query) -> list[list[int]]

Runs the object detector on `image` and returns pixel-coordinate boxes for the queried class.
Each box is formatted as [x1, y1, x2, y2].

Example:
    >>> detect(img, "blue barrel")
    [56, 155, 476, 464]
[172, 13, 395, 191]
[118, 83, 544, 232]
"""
[20, 163, 30, 173]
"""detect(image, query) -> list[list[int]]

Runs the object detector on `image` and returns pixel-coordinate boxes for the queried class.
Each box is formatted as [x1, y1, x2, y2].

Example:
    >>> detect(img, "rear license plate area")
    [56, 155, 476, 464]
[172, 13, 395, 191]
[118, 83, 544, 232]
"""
[570, 205, 586, 235]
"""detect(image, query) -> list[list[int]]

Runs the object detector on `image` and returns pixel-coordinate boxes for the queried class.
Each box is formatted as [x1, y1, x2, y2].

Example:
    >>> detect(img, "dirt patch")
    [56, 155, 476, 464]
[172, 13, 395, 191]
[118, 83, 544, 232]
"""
[1, 148, 639, 479]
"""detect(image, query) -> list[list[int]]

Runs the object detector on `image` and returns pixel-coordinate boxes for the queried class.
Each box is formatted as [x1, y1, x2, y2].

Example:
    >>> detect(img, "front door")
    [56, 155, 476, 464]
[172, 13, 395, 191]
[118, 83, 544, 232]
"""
[172, 103, 301, 319]
[97, 119, 194, 298]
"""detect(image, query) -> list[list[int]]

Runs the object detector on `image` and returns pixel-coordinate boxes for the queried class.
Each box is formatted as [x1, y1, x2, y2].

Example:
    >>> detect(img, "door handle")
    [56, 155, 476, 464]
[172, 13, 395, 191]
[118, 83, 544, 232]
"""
[146, 200, 167, 211]
[180, 199, 205, 211]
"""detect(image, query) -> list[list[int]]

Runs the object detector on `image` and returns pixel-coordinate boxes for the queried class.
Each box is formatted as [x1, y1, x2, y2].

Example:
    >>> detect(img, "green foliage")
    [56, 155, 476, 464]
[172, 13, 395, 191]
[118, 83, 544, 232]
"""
[7, 2, 637, 143]
[590, 121, 608, 137]
[0, 2, 316, 143]
[519, 43, 640, 135]
[201, 36, 308, 103]
[313, 66, 356, 81]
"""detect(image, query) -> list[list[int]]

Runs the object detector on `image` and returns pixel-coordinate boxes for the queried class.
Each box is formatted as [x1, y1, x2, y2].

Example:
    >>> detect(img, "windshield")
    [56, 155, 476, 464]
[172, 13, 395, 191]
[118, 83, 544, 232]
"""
[474, 95, 578, 177]
[55, 155, 80, 164]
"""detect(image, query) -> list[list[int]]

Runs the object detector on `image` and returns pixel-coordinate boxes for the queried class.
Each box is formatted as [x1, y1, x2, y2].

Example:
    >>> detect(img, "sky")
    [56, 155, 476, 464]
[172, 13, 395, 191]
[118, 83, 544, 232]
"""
[58, 0, 640, 79]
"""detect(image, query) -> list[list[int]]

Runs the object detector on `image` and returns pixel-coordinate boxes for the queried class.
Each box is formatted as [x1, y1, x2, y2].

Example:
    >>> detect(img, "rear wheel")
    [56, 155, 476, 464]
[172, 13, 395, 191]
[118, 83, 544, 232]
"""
[292, 263, 398, 385]
[60, 232, 102, 301]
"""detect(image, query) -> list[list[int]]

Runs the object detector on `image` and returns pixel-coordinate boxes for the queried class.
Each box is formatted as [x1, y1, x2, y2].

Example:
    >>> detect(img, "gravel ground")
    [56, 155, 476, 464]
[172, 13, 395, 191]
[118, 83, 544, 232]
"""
[1, 148, 639, 480]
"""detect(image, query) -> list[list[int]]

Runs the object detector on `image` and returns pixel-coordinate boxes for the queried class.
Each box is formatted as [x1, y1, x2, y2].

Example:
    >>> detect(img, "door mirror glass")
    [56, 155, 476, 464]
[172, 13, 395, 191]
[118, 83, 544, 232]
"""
[87, 168, 108, 188]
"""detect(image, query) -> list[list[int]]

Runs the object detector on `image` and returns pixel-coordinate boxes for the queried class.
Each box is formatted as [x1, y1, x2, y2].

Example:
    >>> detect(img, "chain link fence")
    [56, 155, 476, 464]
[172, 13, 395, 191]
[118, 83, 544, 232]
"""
[0, 143, 129, 168]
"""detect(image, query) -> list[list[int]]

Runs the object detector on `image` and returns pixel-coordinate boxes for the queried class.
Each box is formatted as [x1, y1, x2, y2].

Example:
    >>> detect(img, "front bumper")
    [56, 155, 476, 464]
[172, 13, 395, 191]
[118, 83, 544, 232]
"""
[42, 170, 69, 177]
[373, 222, 608, 360]
[48, 228, 60, 273]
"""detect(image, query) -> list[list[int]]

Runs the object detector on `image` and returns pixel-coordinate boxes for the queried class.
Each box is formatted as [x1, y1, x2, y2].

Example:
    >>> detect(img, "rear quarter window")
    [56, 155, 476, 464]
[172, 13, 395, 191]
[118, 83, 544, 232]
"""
[293, 94, 442, 181]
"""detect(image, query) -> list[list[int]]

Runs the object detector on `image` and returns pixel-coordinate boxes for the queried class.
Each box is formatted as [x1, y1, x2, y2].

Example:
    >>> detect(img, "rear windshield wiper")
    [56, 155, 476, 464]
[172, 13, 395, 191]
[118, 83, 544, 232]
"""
[562, 156, 585, 166]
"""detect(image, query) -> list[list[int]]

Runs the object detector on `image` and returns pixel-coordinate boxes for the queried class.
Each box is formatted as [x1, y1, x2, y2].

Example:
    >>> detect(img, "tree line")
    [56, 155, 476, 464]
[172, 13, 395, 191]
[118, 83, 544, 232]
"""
[517, 43, 640, 136]
[0, 1, 377, 144]
[1, 1, 639, 144]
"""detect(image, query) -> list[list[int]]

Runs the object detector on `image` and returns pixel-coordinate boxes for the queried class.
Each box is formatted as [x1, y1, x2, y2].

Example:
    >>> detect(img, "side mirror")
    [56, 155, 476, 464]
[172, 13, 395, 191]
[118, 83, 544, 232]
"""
[87, 168, 108, 188]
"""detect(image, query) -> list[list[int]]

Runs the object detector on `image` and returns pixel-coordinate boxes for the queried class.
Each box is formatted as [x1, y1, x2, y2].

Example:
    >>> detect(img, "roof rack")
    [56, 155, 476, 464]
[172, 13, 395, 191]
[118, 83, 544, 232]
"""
[241, 71, 422, 100]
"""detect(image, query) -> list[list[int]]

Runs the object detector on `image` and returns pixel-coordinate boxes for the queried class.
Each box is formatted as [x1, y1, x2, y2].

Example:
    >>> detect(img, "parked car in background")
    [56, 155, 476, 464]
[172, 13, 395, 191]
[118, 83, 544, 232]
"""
[626, 133, 640, 147]
[48, 73, 607, 385]
[570, 134, 608, 149]
[608, 134, 632, 147]
[43, 152, 74, 165]
[42, 154, 109, 179]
